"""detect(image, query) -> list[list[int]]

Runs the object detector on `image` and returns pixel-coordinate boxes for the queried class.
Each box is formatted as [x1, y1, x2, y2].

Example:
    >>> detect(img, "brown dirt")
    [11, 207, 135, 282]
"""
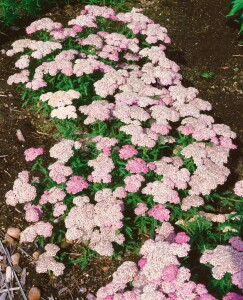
[0, 0, 242, 298]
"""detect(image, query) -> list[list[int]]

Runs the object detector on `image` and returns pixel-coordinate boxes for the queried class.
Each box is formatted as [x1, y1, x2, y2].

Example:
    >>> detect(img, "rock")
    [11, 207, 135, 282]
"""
[6, 266, 13, 283]
[14, 265, 22, 273]
[32, 251, 40, 260]
[4, 233, 17, 246]
[11, 253, 20, 265]
[28, 287, 41, 300]
[7, 227, 21, 239]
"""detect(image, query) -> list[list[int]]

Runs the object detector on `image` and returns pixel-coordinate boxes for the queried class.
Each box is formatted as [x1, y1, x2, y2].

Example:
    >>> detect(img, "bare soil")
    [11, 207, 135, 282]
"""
[0, 0, 242, 298]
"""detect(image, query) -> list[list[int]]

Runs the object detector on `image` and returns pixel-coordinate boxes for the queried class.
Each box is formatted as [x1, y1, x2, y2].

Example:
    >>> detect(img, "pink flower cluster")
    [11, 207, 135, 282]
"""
[148, 204, 170, 222]
[119, 145, 138, 160]
[40, 89, 80, 120]
[36, 244, 65, 276]
[96, 223, 216, 300]
[88, 153, 115, 183]
[142, 181, 180, 205]
[153, 156, 190, 189]
[26, 18, 63, 34]
[49, 139, 81, 163]
[66, 176, 88, 194]
[200, 238, 243, 290]
[65, 189, 124, 256]
[5, 171, 37, 206]
[234, 180, 243, 197]
[24, 204, 43, 222]
[20, 221, 53, 243]
[92, 135, 118, 155]
[79, 100, 114, 124]
[24, 147, 44, 161]
[126, 158, 148, 174]
[124, 174, 145, 193]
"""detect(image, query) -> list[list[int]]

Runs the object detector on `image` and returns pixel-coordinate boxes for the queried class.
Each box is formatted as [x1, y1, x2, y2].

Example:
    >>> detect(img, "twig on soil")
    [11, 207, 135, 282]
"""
[232, 54, 243, 57]
[5, 282, 13, 300]
[17, 246, 33, 260]
[0, 241, 28, 300]
[0, 95, 7, 98]
[0, 287, 20, 294]
[36, 131, 50, 136]
[0, 156, 8, 158]
[3, 170, 11, 178]
[10, 109, 21, 113]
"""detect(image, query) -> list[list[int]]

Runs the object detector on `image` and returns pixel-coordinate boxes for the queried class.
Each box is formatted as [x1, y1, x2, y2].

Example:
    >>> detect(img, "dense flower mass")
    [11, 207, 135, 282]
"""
[96, 224, 218, 300]
[200, 238, 243, 290]
[65, 190, 124, 256]
[4, 5, 242, 299]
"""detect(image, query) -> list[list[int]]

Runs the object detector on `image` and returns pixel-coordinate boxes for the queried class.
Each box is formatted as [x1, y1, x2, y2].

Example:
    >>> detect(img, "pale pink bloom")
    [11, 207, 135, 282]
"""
[175, 232, 190, 244]
[142, 181, 180, 204]
[126, 158, 148, 174]
[15, 55, 30, 69]
[48, 161, 72, 184]
[113, 187, 127, 199]
[25, 205, 42, 222]
[119, 145, 138, 160]
[79, 100, 114, 124]
[229, 236, 243, 251]
[35, 221, 53, 238]
[5, 171, 36, 206]
[92, 136, 118, 153]
[150, 123, 172, 135]
[124, 174, 145, 193]
[234, 180, 243, 197]
[148, 204, 170, 222]
[7, 70, 30, 85]
[49, 139, 81, 163]
[53, 202, 67, 217]
[73, 25, 83, 32]
[36, 244, 65, 276]
[200, 244, 243, 289]
[88, 153, 115, 183]
[134, 202, 148, 216]
[40, 187, 66, 205]
[66, 176, 88, 194]
[24, 147, 44, 161]
[161, 264, 178, 282]
[138, 258, 147, 268]
[181, 195, 204, 211]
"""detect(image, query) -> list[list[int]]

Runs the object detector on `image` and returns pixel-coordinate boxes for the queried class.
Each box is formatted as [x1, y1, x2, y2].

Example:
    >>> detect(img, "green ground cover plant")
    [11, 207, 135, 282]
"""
[0, 0, 130, 27]
[227, 0, 243, 33]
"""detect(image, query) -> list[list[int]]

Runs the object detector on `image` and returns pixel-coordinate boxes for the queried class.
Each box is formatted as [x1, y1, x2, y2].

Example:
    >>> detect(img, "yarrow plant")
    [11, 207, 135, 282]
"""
[4, 5, 243, 299]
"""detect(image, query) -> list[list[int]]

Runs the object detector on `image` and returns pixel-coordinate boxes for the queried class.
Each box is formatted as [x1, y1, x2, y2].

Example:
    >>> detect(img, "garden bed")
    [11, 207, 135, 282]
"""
[0, 0, 242, 299]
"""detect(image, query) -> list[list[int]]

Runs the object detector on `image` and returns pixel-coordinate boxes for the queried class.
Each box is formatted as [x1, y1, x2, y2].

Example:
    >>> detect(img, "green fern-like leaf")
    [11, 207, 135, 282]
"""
[227, 0, 243, 17]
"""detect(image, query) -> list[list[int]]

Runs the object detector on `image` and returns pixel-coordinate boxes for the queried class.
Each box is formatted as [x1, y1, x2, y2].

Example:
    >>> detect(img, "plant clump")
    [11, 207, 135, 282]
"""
[4, 5, 243, 299]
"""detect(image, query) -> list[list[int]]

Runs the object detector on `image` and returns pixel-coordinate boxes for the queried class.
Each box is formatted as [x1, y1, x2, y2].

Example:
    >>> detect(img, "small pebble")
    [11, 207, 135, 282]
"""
[86, 293, 96, 300]
[28, 287, 41, 300]
[6, 266, 13, 283]
[79, 287, 87, 294]
[11, 253, 20, 265]
[32, 251, 40, 260]
[16, 129, 25, 142]
[4, 233, 18, 246]
[7, 227, 21, 239]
